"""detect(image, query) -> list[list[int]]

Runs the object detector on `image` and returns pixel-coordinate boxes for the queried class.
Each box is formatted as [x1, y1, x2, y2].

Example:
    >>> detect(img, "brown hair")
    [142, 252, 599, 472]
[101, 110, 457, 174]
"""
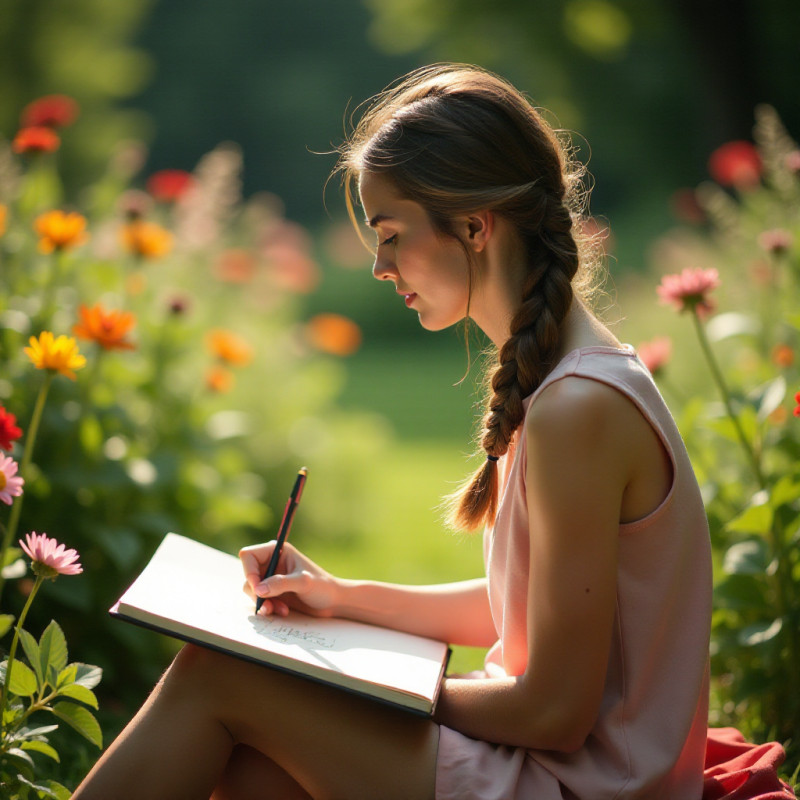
[334, 63, 602, 531]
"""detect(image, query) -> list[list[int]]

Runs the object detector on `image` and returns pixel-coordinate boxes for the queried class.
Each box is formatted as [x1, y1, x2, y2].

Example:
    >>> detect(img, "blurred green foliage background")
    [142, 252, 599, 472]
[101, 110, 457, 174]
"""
[1, 0, 800, 789]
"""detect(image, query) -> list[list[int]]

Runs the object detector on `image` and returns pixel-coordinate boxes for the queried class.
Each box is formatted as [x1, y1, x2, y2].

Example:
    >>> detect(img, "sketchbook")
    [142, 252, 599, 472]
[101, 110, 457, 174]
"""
[110, 533, 450, 716]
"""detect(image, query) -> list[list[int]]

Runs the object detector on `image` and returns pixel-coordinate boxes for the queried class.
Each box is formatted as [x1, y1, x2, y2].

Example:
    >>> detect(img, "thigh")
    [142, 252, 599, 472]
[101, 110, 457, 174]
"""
[173, 644, 439, 800]
[212, 745, 312, 800]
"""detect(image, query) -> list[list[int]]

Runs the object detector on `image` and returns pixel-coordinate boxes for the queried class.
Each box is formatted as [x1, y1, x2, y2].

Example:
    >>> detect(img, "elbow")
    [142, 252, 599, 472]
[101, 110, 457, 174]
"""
[523, 702, 597, 754]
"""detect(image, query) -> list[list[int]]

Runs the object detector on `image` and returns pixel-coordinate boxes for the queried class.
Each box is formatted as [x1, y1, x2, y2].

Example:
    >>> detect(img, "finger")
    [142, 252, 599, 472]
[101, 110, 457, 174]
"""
[254, 571, 303, 599]
[239, 542, 277, 587]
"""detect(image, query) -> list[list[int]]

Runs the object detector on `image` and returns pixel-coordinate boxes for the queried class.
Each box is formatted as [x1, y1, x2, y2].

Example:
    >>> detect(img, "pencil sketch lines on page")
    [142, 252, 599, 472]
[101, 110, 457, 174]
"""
[251, 616, 337, 650]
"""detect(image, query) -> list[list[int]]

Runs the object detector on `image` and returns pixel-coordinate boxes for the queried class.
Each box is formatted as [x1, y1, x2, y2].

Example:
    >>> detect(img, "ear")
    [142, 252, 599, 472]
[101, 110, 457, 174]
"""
[465, 210, 494, 253]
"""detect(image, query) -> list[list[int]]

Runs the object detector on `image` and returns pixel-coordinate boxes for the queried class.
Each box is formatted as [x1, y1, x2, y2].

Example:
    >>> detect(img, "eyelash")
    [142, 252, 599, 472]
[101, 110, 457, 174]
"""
[380, 234, 397, 247]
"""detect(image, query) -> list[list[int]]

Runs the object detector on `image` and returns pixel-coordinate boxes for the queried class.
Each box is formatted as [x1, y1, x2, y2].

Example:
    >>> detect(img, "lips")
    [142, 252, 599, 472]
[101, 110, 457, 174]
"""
[396, 288, 417, 307]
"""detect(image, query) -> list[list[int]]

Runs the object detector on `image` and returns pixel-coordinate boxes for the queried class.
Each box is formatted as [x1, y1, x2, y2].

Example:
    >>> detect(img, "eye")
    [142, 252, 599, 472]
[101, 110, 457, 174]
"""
[380, 234, 398, 247]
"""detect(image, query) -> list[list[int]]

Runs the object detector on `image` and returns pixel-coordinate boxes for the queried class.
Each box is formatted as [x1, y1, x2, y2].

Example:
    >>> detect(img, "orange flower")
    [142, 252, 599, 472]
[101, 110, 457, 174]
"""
[73, 303, 136, 351]
[12, 126, 60, 154]
[206, 365, 234, 393]
[21, 95, 79, 129]
[34, 210, 89, 253]
[772, 344, 794, 369]
[24, 331, 86, 380]
[0, 204, 7, 238]
[306, 313, 362, 356]
[206, 329, 253, 366]
[120, 220, 173, 259]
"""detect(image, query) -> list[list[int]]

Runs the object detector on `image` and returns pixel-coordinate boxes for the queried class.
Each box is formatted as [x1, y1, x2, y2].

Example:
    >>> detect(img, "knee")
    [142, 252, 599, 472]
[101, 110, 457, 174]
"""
[164, 644, 233, 696]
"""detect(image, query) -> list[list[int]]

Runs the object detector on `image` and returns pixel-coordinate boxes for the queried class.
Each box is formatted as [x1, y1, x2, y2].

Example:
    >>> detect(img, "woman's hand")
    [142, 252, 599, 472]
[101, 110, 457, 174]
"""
[239, 542, 339, 618]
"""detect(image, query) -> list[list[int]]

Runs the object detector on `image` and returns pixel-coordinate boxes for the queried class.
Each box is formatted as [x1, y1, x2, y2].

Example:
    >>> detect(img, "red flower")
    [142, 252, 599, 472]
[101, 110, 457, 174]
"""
[657, 267, 720, 318]
[21, 94, 79, 129]
[795, 391, 800, 418]
[708, 141, 762, 188]
[0, 407, 23, 451]
[670, 188, 706, 225]
[146, 169, 195, 203]
[636, 337, 672, 377]
[12, 126, 60, 154]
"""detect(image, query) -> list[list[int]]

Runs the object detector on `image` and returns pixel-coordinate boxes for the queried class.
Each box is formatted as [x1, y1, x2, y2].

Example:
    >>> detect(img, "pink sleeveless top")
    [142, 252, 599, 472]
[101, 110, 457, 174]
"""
[437, 346, 712, 800]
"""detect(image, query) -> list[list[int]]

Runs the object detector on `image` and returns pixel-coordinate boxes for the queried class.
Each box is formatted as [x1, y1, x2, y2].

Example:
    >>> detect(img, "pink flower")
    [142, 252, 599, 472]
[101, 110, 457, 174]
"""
[758, 229, 793, 256]
[708, 141, 762, 188]
[785, 151, 800, 173]
[19, 532, 82, 577]
[0, 454, 24, 505]
[637, 337, 672, 377]
[657, 267, 720, 318]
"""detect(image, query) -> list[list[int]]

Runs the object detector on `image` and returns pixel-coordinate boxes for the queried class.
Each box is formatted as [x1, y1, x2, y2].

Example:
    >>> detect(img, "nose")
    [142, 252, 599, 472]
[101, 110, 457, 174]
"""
[372, 251, 398, 282]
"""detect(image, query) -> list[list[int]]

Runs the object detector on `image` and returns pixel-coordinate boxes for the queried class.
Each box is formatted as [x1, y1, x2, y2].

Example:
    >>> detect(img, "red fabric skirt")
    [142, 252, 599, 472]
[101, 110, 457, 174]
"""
[703, 728, 796, 799]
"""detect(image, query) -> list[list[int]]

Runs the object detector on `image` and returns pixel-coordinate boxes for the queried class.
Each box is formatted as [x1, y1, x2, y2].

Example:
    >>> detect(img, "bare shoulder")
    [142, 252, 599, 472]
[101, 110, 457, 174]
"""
[525, 375, 637, 454]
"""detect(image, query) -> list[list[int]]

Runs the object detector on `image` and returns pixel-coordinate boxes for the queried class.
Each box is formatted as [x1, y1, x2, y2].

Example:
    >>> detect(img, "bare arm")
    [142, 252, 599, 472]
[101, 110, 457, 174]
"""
[435, 379, 631, 752]
[240, 544, 496, 647]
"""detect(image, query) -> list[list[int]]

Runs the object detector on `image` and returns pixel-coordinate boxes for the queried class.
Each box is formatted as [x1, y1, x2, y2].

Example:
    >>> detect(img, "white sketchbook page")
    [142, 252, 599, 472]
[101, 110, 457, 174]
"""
[116, 533, 448, 702]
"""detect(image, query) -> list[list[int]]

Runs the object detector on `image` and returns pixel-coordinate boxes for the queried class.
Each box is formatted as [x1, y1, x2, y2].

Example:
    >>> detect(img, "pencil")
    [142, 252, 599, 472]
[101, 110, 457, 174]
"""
[255, 467, 308, 612]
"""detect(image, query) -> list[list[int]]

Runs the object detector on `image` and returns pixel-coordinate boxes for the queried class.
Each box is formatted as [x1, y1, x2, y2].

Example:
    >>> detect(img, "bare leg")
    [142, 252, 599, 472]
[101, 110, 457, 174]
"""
[212, 745, 312, 800]
[73, 644, 438, 800]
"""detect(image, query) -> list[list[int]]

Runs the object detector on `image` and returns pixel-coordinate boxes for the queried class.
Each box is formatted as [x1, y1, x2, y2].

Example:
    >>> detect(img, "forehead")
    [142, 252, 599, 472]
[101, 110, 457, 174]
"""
[358, 172, 416, 227]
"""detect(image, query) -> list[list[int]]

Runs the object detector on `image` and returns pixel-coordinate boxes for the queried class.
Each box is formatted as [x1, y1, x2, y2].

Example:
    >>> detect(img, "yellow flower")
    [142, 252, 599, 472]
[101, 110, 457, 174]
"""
[34, 210, 89, 254]
[120, 220, 173, 259]
[24, 331, 87, 380]
[0, 204, 7, 238]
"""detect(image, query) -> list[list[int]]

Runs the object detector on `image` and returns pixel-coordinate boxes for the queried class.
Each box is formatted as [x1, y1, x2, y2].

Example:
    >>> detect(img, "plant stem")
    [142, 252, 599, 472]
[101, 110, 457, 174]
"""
[0, 575, 43, 747]
[0, 373, 53, 604]
[691, 311, 765, 489]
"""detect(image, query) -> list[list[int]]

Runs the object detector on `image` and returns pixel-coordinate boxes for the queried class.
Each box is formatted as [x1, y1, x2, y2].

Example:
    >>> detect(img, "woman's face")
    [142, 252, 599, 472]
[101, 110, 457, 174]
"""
[358, 172, 472, 332]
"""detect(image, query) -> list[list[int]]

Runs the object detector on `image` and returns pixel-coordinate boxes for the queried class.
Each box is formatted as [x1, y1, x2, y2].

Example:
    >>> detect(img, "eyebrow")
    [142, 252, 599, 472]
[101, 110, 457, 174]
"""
[366, 214, 394, 228]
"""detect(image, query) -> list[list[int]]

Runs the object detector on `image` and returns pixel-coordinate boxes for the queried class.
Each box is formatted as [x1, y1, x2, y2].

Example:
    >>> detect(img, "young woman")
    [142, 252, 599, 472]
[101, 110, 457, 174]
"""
[74, 64, 712, 799]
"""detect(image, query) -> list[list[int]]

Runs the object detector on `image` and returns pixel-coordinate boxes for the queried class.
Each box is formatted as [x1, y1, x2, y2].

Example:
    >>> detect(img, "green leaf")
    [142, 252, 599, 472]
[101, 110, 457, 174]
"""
[57, 683, 99, 709]
[5, 659, 39, 697]
[19, 629, 43, 687]
[73, 663, 103, 690]
[0, 557, 26, 579]
[1, 546, 22, 568]
[714, 573, 769, 612]
[51, 702, 103, 748]
[43, 780, 72, 800]
[726, 503, 774, 537]
[769, 474, 800, 510]
[20, 739, 60, 762]
[755, 375, 786, 421]
[3, 746, 35, 776]
[0, 614, 14, 639]
[79, 413, 104, 455]
[17, 723, 59, 739]
[39, 621, 68, 682]
[57, 663, 77, 689]
[723, 539, 769, 575]
[737, 617, 783, 647]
